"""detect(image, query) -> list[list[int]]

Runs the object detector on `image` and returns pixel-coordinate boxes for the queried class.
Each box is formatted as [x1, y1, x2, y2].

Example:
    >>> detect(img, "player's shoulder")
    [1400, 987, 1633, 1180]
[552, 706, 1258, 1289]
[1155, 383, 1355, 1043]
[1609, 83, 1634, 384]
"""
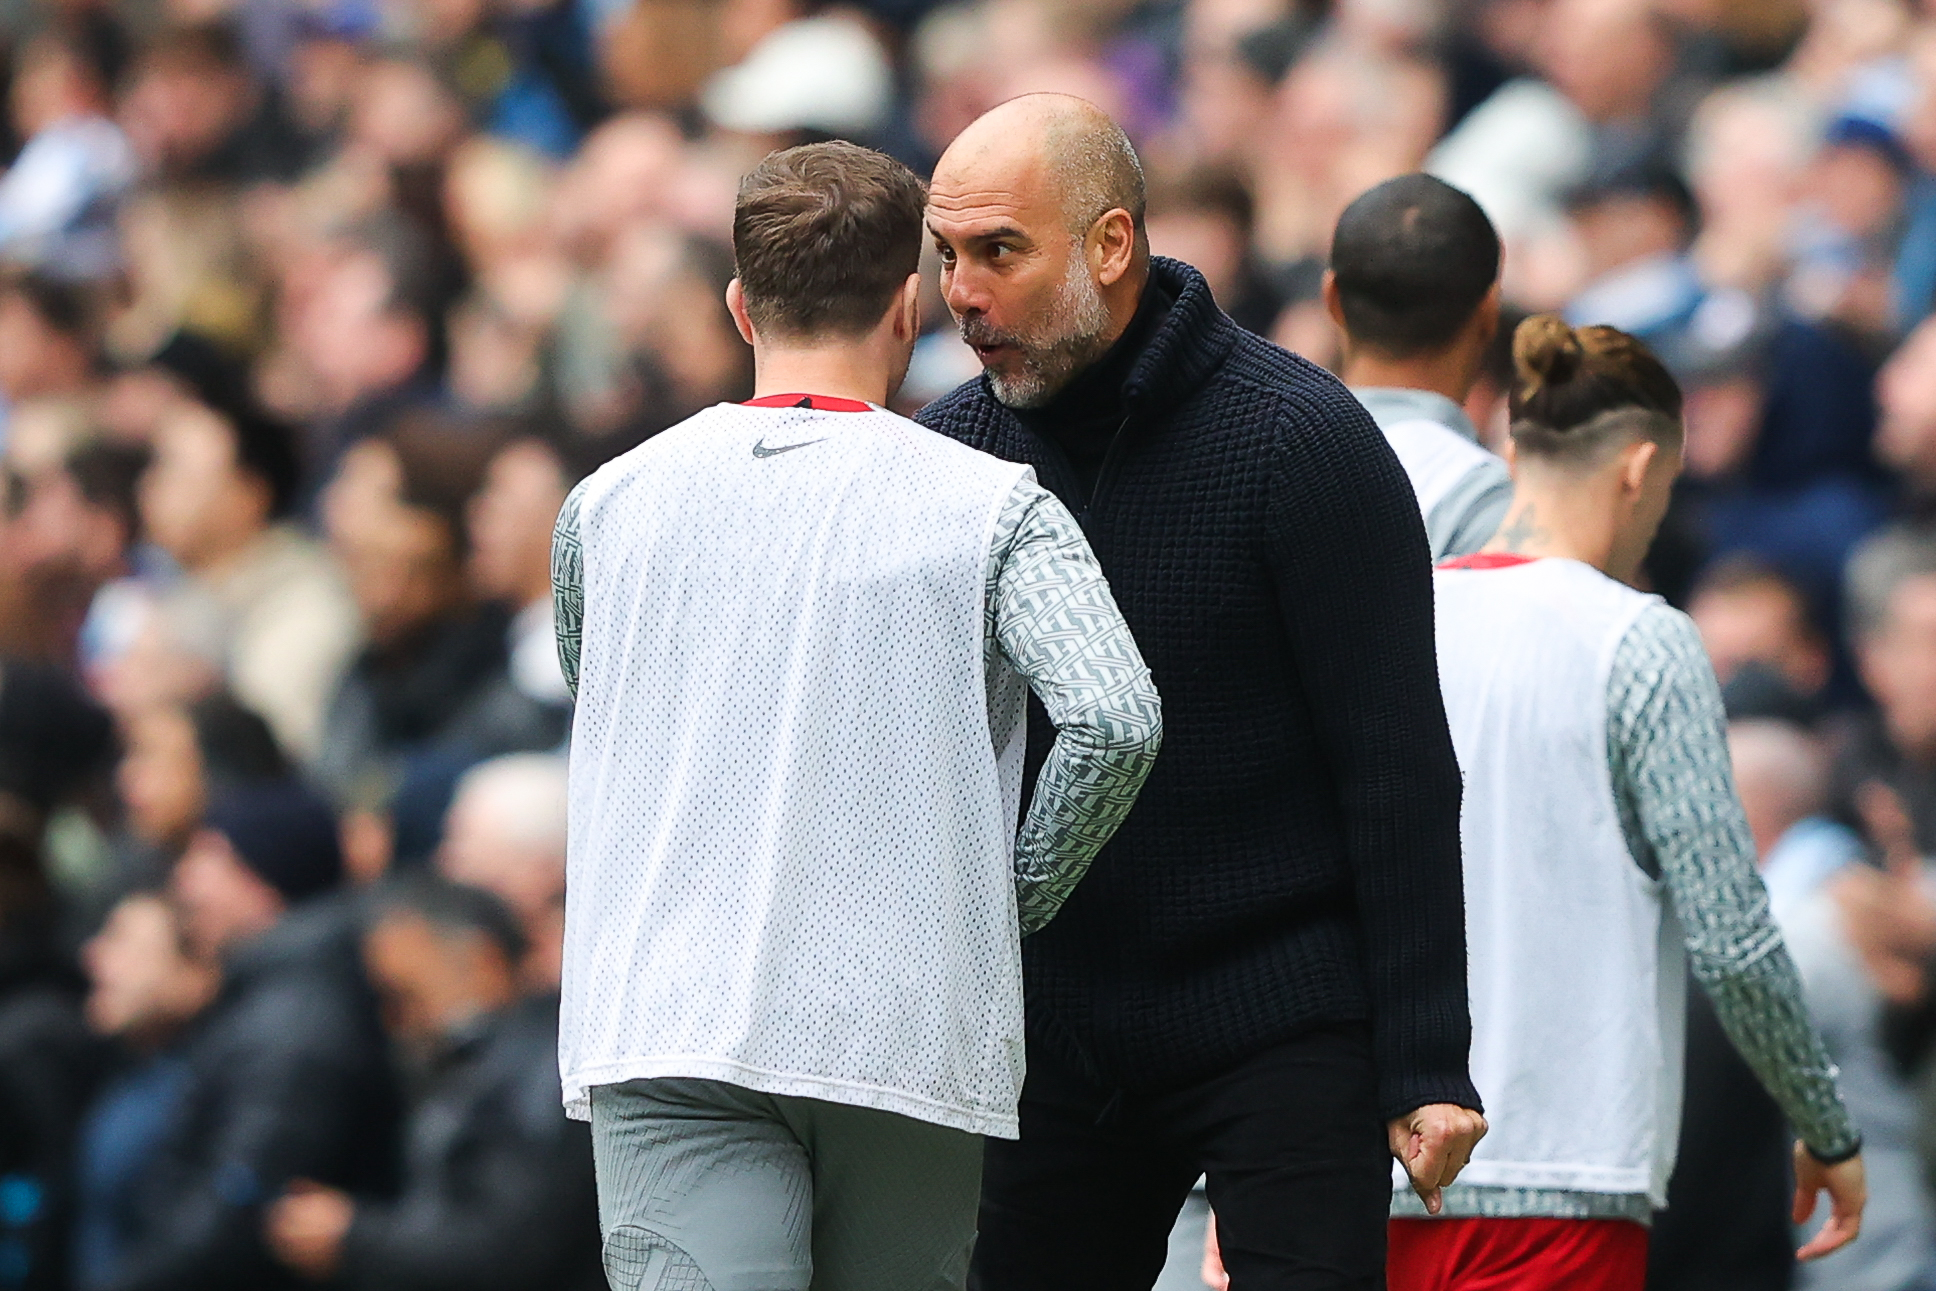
[1381, 415, 1503, 477]
[873, 405, 1023, 472]
[1617, 598, 1703, 666]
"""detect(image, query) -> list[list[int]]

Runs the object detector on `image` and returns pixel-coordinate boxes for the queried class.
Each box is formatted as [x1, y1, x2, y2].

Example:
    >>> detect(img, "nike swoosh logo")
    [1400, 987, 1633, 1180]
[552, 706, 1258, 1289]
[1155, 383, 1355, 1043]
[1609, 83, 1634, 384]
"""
[752, 437, 827, 459]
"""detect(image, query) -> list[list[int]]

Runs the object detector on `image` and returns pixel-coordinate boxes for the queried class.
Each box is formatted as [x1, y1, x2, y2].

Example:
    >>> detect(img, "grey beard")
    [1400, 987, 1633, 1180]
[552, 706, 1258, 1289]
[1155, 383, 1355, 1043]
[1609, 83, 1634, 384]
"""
[970, 261, 1115, 410]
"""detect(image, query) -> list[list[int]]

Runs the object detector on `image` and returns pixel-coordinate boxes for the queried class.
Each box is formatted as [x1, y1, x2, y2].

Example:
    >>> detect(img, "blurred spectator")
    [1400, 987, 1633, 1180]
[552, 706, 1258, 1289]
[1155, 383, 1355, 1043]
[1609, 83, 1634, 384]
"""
[1836, 528, 1936, 853]
[118, 24, 310, 185]
[139, 399, 360, 762]
[342, 56, 470, 179]
[1897, 26, 1936, 330]
[119, 780, 395, 1291]
[1429, 0, 1680, 254]
[71, 892, 219, 1290]
[1738, 719, 1867, 918]
[547, 112, 683, 269]
[1788, 113, 1914, 342]
[435, 752, 566, 991]
[1738, 718, 1936, 1291]
[0, 274, 100, 428]
[1689, 557, 1832, 699]
[1684, 80, 1818, 297]
[460, 436, 571, 754]
[282, 213, 454, 472]
[1672, 301, 1889, 614]
[280, 11, 374, 156]
[439, 138, 561, 416]
[397, 0, 599, 159]
[1144, 165, 1279, 333]
[264, 875, 600, 1290]
[1878, 313, 1936, 511]
[550, 224, 749, 455]
[315, 415, 505, 802]
[1563, 157, 1701, 344]
[5, 431, 148, 666]
[115, 691, 289, 873]
[0, 658, 116, 820]
[107, 188, 263, 369]
[0, 654, 116, 1291]
[0, 30, 134, 279]
[0, 823, 104, 1291]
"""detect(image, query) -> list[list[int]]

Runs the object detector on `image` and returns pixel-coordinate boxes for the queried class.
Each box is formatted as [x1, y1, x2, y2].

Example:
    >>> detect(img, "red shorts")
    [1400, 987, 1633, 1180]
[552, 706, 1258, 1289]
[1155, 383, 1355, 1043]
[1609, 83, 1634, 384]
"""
[1387, 1217, 1649, 1291]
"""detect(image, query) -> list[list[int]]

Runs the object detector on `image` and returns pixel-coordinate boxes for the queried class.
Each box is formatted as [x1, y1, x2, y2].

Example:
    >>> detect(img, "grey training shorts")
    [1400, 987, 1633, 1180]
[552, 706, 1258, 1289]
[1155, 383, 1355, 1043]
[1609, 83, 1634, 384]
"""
[590, 1078, 984, 1291]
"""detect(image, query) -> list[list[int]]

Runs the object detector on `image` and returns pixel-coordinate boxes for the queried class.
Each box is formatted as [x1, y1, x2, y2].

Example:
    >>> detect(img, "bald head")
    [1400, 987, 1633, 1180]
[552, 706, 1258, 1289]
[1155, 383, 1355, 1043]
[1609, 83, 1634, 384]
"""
[938, 94, 1147, 248]
[929, 95, 1150, 407]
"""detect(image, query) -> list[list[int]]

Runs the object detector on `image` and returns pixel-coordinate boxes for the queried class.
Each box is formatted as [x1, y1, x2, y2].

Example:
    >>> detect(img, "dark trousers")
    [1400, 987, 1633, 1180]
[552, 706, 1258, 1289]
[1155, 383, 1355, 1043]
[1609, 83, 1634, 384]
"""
[969, 1023, 1390, 1291]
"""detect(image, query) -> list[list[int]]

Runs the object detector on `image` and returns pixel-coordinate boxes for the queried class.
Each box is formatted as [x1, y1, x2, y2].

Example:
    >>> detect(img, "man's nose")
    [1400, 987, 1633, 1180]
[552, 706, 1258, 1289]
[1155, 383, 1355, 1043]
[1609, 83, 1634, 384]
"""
[943, 263, 989, 319]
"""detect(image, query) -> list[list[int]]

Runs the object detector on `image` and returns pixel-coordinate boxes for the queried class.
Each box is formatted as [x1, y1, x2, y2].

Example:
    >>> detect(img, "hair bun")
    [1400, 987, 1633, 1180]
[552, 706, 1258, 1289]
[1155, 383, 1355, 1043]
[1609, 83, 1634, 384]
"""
[1513, 313, 1583, 395]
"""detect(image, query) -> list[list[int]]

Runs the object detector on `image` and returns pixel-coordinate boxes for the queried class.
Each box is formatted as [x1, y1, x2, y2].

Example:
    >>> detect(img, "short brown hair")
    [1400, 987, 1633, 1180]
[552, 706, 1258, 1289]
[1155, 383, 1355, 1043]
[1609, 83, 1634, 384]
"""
[732, 142, 927, 339]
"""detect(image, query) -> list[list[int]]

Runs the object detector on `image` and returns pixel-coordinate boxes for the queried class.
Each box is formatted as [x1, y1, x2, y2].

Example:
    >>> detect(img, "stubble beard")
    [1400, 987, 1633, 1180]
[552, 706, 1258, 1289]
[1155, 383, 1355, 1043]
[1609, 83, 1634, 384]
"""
[960, 253, 1115, 410]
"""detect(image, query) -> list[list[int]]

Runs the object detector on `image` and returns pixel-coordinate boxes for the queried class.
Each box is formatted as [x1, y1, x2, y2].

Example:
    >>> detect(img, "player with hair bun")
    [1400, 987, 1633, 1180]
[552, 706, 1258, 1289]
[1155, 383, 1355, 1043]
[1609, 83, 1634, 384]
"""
[1386, 315, 1868, 1288]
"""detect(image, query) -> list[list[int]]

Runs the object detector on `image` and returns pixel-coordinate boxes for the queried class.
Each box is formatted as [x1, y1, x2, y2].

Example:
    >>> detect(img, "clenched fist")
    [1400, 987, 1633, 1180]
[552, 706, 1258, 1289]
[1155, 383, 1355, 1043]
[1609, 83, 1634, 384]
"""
[1388, 1103, 1488, 1215]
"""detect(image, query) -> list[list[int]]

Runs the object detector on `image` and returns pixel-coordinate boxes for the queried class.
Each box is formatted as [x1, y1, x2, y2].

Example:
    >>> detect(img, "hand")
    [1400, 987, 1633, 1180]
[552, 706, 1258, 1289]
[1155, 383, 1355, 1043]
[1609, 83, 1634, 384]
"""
[1388, 1104, 1487, 1216]
[1794, 1143, 1866, 1262]
[1201, 1212, 1228, 1290]
[265, 1180, 355, 1280]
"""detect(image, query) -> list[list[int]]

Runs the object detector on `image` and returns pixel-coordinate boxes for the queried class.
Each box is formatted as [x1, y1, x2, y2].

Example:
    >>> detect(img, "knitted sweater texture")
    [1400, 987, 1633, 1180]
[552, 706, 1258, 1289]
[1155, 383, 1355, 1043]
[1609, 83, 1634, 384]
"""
[916, 259, 1479, 1118]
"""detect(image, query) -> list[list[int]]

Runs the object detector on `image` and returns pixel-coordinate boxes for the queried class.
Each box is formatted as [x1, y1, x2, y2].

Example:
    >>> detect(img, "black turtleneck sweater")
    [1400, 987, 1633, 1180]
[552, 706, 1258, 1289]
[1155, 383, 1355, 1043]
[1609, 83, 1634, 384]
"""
[918, 258, 1478, 1119]
[1011, 278, 1175, 502]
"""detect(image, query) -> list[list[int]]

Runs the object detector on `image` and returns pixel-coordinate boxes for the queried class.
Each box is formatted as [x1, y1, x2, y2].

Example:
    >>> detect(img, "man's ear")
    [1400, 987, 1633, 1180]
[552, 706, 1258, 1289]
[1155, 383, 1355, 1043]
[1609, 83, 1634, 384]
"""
[895, 272, 921, 340]
[1471, 279, 1503, 350]
[1092, 208, 1138, 286]
[1621, 439, 1660, 495]
[1321, 271, 1347, 331]
[1501, 436, 1519, 479]
[725, 279, 757, 346]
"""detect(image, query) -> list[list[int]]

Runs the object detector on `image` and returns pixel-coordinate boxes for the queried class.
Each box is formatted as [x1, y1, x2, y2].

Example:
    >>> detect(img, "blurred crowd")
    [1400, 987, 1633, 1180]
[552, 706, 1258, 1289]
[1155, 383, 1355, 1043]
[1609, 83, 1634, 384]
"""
[0, 0, 1933, 1287]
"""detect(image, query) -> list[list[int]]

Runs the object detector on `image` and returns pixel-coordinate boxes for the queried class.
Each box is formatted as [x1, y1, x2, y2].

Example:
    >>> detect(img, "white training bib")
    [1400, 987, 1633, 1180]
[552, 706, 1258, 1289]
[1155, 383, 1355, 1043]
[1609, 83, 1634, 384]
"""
[1433, 557, 1687, 1203]
[559, 400, 1032, 1137]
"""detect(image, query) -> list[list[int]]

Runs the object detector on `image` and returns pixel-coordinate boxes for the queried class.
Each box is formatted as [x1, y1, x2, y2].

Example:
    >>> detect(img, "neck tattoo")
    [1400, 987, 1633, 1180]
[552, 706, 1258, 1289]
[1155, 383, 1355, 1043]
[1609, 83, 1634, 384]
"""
[1495, 506, 1551, 554]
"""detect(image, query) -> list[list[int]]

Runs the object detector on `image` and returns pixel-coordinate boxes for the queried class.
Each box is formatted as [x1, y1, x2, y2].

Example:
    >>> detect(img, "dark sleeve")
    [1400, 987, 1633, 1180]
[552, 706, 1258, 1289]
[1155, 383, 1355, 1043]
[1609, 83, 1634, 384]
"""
[339, 1092, 597, 1291]
[1264, 378, 1479, 1121]
[112, 992, 390, 1291]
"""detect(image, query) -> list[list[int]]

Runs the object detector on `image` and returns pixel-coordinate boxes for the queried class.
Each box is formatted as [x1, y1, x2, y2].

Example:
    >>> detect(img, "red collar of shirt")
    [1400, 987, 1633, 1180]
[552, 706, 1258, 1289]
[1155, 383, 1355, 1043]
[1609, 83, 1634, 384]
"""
[1437, 552, 1540, 571]
[741, 393, 874, 412]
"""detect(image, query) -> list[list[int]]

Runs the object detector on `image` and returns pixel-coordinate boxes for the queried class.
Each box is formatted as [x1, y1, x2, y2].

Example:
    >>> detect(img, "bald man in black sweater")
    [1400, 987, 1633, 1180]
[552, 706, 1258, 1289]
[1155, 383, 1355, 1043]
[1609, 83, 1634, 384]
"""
[917, 95, 1487, 1291]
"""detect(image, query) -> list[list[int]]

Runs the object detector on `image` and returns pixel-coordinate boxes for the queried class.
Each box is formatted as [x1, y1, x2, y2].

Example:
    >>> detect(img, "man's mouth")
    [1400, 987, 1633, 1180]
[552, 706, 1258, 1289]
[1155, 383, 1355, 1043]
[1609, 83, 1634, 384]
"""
[967, 339, 1016, 365]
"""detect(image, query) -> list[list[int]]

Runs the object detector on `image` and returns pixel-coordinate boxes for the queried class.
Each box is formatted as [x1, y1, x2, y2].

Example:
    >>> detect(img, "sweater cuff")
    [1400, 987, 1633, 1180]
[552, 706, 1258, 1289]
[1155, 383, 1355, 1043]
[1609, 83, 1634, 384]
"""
[1380, 1074, 1484, 1124]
